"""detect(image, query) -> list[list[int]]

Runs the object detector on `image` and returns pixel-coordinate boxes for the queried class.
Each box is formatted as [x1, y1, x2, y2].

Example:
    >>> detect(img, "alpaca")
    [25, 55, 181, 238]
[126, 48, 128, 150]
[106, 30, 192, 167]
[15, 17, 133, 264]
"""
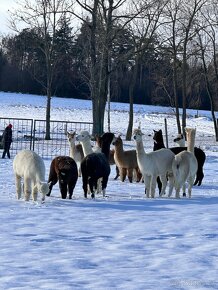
[171, 128, 198, 198]
[112, 135, 142, 183]
[76, 131, 114, 198]
[153, 129, 206, 187]
[13, 149, 49, 202]
[133, 129, 175, 198]
[47, 156, 78, 199]
[67, 131, 84, 176]
[96, 135, 119, 180]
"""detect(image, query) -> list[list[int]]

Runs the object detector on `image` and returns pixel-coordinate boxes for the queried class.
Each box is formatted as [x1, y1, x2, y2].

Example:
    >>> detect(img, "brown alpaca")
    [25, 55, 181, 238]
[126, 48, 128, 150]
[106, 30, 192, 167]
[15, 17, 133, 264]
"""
[47, 156, 78, 199]
[112, 136, 142, 183]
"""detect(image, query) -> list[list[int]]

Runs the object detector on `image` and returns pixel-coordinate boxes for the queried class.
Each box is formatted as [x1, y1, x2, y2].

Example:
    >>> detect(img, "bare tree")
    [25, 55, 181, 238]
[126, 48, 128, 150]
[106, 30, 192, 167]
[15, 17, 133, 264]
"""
[10, 0, 72, 139]
[161, 0, 207, 135]
[125, 0, 167, 140]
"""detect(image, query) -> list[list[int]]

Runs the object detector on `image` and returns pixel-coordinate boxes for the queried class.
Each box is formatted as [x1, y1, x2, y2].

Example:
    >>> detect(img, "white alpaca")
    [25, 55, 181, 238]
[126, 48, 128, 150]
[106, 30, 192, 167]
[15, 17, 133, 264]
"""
[171, 128, 198, 198]
[13, 150, 49, 202]
[67, 131, 84, 176]
[173, 133, 185, 147]
[76, 130, 100, 156]
[133, 129, 175, 198]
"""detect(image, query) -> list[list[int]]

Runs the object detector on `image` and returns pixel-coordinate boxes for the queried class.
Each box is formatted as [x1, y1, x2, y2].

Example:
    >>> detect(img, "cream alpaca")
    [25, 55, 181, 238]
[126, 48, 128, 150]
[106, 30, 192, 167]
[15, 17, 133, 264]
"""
[13, 149, 49, 202]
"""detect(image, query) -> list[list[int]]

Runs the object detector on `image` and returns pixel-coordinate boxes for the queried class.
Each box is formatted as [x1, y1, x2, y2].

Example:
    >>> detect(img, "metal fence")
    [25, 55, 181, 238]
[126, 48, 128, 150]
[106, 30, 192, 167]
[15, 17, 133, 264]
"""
[0, 117, 93, 159]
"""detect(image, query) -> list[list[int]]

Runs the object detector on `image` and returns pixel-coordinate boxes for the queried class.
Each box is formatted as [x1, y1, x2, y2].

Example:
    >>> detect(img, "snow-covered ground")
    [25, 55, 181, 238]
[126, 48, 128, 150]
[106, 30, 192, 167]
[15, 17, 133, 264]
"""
[0, 91, 217, 290]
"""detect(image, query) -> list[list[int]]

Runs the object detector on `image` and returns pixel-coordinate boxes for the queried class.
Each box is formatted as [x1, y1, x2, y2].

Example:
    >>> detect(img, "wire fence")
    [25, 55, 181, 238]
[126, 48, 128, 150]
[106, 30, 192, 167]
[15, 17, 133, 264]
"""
[0, 117, 93, 159]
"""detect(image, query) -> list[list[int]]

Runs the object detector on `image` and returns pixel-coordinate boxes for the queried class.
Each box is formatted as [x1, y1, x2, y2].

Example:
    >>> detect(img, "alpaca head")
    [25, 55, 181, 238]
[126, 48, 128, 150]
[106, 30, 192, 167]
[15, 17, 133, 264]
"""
[76, 130, 91, 143]
[153, 129, 163, 144]
[112, 135, 122, 146]
[67, 131, 76, 144]
[38, 182, 50, 201]
[132, 128, 143, 142]
[185, 127, 196, 141]
[173, 133, 185, 146]
[100, 132, 115, 145]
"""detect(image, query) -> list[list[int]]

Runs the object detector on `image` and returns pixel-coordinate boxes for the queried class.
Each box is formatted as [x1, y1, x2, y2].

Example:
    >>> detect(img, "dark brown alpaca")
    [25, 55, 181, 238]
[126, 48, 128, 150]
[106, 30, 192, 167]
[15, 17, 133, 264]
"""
[47, 156, 78, 199]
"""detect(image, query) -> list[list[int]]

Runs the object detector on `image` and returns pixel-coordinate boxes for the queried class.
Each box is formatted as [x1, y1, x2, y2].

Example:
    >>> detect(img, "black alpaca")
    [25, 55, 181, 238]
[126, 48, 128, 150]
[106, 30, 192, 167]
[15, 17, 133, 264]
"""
[153, 129, 206, 194]
[81, 132, 114, 199]
[47, 156, 78, 199]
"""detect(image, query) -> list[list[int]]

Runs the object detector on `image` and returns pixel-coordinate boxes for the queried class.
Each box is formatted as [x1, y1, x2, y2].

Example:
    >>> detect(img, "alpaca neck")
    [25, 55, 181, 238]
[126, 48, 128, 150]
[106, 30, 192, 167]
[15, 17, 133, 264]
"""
[69, 140, 76, 158]
[187, 130, 195, 153]
[101, 142, 110, 160]
[81, 138, 93, 156]
[136, 140, 146, 156]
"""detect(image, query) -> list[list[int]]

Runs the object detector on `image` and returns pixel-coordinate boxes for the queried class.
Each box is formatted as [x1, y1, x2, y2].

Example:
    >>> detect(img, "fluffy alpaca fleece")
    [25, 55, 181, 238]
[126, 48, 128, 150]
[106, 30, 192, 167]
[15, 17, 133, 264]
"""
[47, 156, 78, 199]
[13, 149, 49, 202]
[67, 131, 84, 176]
[133, 129, 175, 198]
[171, 128, 198, 198]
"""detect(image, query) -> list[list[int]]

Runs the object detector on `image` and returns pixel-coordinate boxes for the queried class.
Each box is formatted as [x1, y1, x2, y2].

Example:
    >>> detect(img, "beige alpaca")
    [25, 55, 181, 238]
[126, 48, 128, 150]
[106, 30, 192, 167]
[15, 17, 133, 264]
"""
[67, 131, 84, 176]
[112, 135, 142, 183]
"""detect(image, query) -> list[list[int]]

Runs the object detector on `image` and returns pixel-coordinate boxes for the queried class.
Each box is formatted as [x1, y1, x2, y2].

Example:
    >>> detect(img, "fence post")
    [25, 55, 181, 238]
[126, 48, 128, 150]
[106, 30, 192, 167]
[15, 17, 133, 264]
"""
[164, 118, 168, 148]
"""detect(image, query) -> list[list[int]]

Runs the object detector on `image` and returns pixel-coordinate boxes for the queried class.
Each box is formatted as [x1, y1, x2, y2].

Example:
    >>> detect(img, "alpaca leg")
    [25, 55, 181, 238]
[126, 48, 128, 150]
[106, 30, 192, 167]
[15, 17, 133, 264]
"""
[15, 175, 22, 200]
[150, 176, 157, 198]
[47, 175, 58, 196]
[88, 178, 95, 199]
[24, 178, 31, 201]
[159, 175, 167, 197]
[59, 183, 67, 199]
[188, 176, 195, 198]
[168, 174, 174, 198]
[82, 177, 88, 198]
[157, 176, 162, 195]
[135, 168, 142, 182]
[120, 168, 127, 182]
[182, 183, 186, 197]
[144, 175, 151, 198]
[194, 167, 204, 186]
[127, 168, 133, 183]
[101, 176, 109, 198]
[32, 185, 38, 201]
[68, 180, 77, 199]
[175, 187, 181, 199]
[114, 166, 120, 180]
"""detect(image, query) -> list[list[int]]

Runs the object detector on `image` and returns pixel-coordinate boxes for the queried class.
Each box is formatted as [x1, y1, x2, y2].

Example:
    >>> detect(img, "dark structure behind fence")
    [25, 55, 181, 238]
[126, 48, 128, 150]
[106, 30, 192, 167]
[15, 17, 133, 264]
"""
[0, 118, 93, 159]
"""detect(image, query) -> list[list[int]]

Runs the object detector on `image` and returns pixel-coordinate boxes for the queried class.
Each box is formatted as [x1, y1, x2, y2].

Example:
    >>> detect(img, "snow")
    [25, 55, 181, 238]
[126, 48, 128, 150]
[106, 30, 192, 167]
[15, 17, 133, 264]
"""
[0, 91, 218, 290]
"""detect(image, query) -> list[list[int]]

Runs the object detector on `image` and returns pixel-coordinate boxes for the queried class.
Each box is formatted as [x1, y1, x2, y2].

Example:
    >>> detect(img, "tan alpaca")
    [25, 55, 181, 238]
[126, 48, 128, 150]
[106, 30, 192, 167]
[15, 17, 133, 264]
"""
[171, 128, 198, 198]
[112, 135, 142, 183]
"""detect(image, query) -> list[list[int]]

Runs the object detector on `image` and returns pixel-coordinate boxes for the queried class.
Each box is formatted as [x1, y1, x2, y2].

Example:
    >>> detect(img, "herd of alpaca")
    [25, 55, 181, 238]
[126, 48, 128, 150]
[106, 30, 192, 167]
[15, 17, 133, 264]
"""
[12, 125, 206, 202]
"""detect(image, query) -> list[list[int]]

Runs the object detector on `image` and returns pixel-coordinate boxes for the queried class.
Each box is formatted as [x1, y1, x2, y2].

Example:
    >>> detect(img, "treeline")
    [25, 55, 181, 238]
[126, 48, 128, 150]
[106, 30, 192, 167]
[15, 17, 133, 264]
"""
[0, 20, 214, 111]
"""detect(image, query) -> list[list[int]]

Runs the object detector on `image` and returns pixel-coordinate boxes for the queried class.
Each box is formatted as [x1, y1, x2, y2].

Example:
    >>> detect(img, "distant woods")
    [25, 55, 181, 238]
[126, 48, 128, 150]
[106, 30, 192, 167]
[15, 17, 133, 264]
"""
[0, 0, 218, 138]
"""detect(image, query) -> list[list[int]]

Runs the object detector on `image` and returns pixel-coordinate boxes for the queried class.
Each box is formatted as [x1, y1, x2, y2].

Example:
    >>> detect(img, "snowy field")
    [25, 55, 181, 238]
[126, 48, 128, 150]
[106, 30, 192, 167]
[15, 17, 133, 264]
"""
[0, 91, 217, 290]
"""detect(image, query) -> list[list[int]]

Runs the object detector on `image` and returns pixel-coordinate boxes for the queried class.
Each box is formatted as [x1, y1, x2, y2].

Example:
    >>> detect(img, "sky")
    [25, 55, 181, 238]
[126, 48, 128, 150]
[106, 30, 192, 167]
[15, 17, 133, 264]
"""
[0, 0, 16, 34]
[0, 91, 217, 289]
